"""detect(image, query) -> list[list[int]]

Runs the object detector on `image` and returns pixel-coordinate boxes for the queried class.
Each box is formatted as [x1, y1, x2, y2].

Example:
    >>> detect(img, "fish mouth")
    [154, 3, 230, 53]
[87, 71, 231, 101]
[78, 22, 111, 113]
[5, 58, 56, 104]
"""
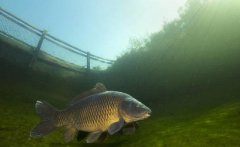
[143, 111, 151, 118]
[145, 113, 151, 117]
[144, 108, 151, 118]
[131, 112, 151, 122]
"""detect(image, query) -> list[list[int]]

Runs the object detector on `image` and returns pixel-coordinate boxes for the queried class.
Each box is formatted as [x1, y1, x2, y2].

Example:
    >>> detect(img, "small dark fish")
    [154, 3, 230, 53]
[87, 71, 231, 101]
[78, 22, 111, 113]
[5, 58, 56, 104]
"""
[30, 85, 151, 143]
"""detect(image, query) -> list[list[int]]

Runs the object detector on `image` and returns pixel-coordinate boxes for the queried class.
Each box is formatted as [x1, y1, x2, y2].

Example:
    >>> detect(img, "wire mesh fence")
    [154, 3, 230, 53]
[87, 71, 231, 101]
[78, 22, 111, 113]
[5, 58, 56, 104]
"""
[0, 7, 114, 71]
[0, 13, 41, 47]
[41, 36, 87, 68]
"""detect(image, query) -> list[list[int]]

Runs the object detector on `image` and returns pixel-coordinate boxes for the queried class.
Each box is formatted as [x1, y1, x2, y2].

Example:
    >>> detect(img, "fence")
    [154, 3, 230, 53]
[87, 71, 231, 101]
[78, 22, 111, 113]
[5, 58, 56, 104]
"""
[0, 7, 114, 72]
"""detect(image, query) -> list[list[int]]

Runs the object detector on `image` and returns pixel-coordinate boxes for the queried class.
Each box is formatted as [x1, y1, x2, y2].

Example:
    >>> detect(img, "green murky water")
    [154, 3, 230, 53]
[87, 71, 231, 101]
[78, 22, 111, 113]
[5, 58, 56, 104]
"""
[1, 0, 240, 146]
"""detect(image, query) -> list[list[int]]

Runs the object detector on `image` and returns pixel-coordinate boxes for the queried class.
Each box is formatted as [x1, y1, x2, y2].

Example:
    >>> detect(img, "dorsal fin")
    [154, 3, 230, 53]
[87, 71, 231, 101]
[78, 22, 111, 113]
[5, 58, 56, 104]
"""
[69, 83, 107, 105]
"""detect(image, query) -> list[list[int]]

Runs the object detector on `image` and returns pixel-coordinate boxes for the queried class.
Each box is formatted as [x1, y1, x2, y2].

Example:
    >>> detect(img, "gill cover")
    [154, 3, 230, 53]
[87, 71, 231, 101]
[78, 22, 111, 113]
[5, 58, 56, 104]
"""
[120, 98, 151, 123]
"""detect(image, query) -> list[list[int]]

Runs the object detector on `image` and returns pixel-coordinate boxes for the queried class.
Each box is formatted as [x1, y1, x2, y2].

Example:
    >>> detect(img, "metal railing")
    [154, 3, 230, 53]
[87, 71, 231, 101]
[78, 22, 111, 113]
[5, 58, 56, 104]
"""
[0, 7, 114, 71]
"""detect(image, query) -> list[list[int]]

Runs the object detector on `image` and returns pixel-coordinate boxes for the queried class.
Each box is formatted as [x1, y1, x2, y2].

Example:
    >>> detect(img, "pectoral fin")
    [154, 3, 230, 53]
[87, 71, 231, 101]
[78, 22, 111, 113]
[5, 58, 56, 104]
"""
[64, 127, 77, 143]
[108, 118, 125, 135]
[86, 131, 103, 143]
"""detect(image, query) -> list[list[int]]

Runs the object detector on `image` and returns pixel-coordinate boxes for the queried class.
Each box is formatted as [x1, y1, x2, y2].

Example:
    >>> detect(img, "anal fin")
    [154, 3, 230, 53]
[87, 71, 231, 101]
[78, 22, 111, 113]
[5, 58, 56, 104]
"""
[64, 126, 77, 143]
[86, 131, 103, 143]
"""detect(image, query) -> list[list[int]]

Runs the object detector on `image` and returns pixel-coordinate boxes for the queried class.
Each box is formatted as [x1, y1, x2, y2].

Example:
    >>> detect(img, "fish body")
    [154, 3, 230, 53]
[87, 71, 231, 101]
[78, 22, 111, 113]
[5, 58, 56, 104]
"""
[31, 90, 151, 143]
[59, 91, 126, 132]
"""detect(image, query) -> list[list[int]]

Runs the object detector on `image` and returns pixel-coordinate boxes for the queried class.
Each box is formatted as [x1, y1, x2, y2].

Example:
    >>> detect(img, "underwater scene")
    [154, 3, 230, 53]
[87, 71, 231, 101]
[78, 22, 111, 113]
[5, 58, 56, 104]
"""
[0, 0, 240, 146]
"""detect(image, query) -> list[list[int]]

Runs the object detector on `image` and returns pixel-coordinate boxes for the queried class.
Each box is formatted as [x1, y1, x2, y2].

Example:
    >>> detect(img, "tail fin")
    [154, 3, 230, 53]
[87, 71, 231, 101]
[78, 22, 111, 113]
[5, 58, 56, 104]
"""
[30, 100, 58, 138]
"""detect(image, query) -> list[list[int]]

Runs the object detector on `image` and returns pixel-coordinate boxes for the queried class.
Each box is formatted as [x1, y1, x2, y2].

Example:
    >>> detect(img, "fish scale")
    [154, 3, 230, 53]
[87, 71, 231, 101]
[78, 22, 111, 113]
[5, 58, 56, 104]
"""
[59, 92, 120, 132]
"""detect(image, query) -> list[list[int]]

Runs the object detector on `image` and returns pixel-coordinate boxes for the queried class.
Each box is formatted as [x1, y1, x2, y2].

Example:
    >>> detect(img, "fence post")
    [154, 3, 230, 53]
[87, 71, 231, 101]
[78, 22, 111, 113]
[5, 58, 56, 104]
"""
[86, 52, 90, 72]
[29, 30, 46, 68]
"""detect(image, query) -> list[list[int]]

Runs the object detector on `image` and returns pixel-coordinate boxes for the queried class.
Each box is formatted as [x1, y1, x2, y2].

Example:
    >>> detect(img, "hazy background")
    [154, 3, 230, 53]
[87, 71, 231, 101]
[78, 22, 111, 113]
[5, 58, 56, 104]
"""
[0, 0, 186, 60]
